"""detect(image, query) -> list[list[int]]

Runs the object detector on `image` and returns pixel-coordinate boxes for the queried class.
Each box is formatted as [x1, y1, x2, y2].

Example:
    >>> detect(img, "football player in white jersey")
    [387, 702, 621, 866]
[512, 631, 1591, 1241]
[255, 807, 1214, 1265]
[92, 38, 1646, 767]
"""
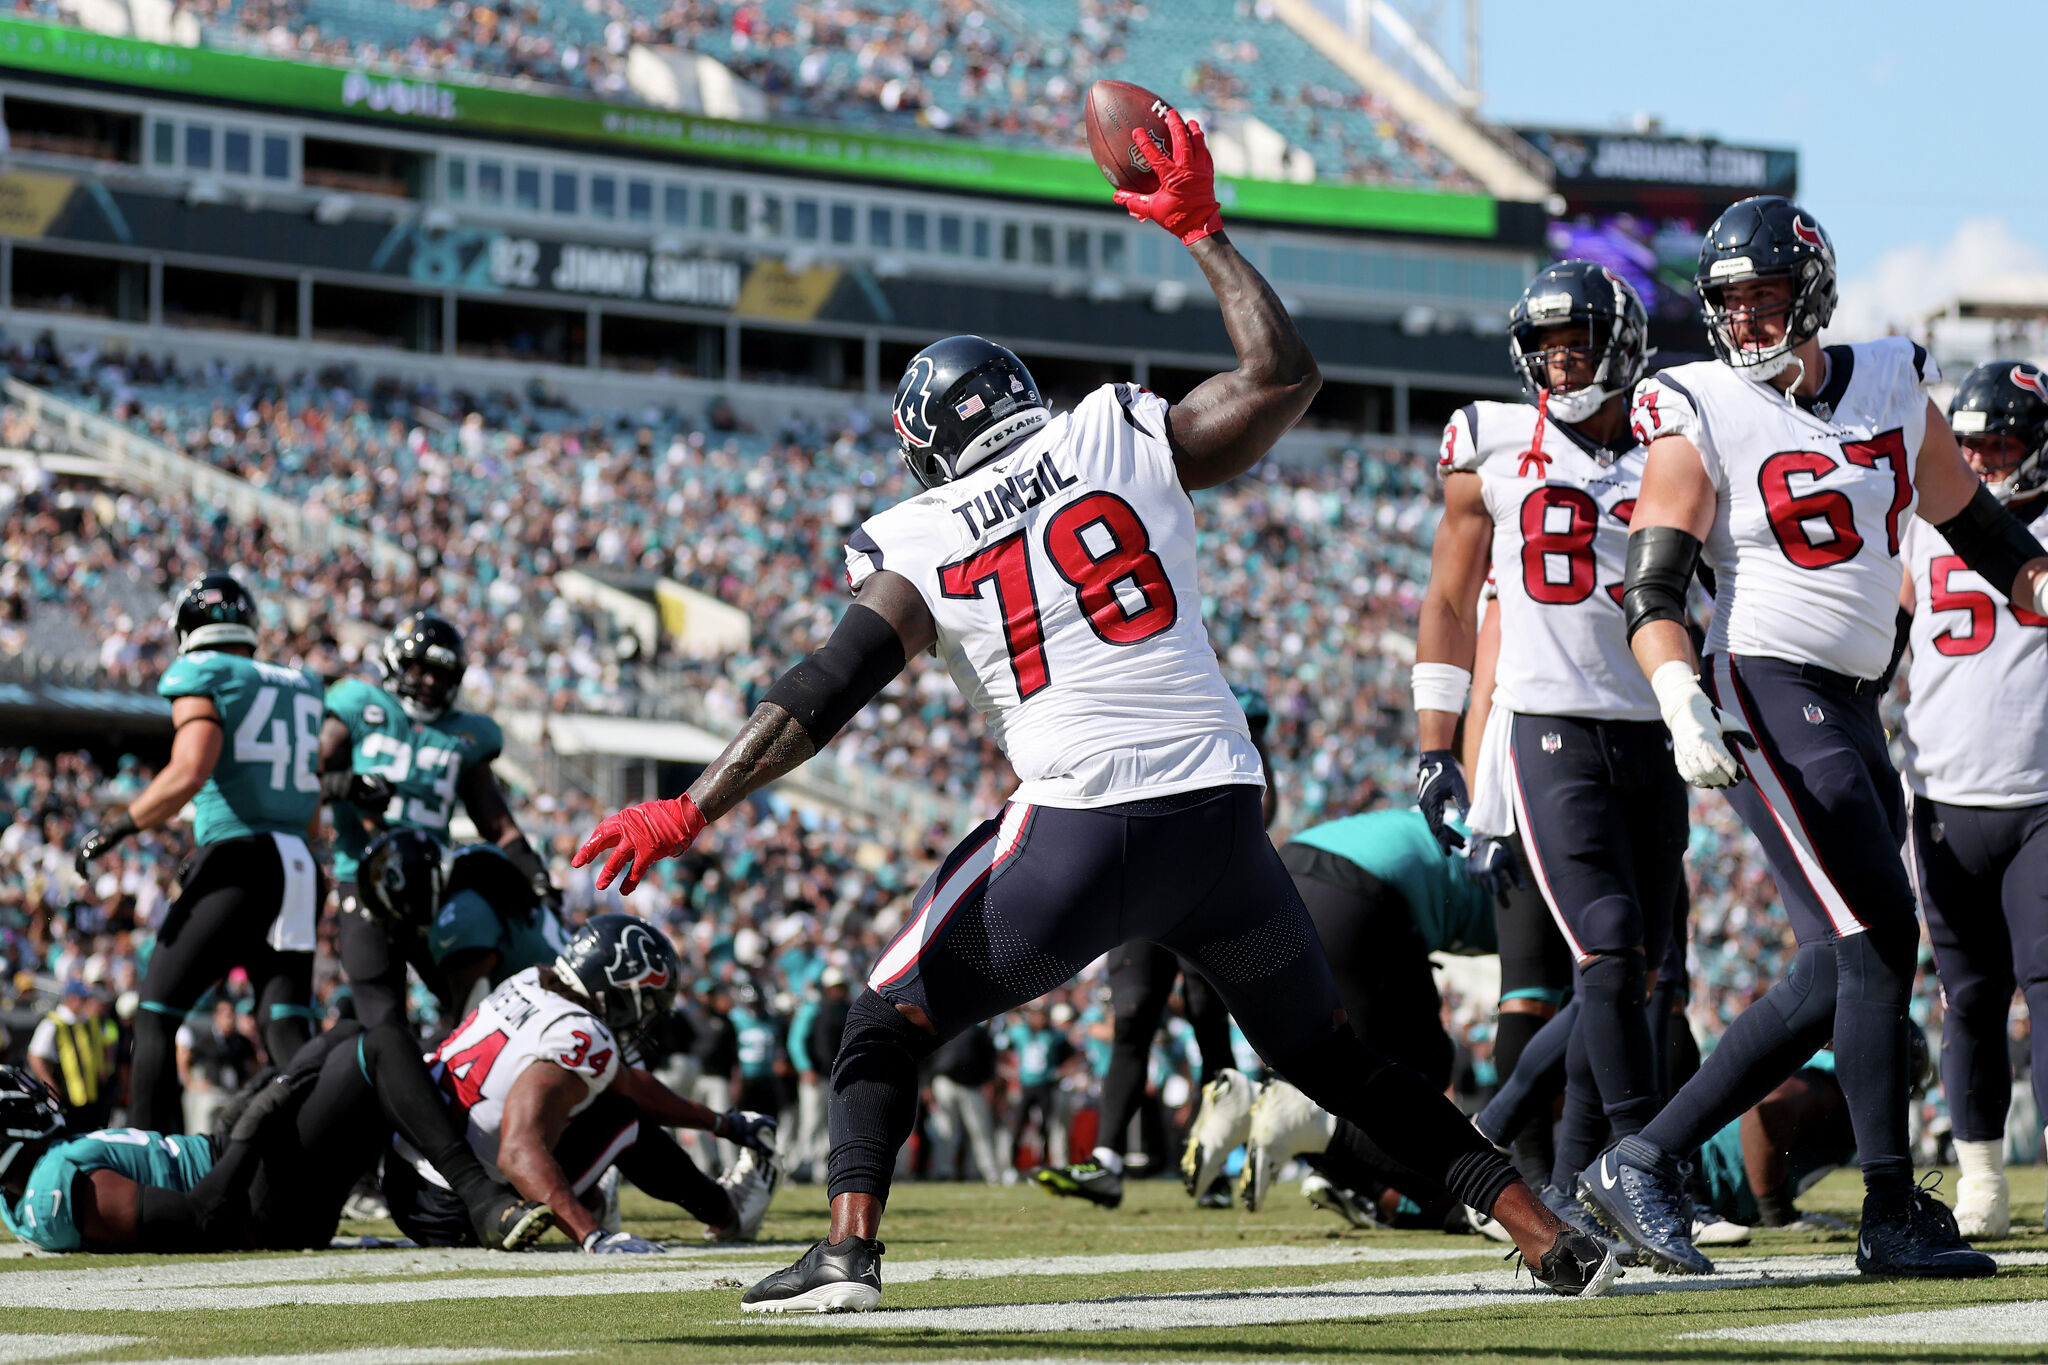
[1898, 361, 2048, 1238]
[1594, 195, 2048, 1278]
[1418, 260, 1688, 1240]
[576, 109, 1616, 1310]
[382, 914, 780, 1251]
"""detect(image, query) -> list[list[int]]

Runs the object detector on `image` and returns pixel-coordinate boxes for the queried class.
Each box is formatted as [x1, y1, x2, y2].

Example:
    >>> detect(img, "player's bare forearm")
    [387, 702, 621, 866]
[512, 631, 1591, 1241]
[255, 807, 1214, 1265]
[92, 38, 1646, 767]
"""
[685, 703, 817, 825]
[1629, 618, 1697, 679]
[612, 1064, 720, 1133]
[500, 1130, 597, 1245]
[1167, 233, 1321, 490]
[500, 1067, 597, 1244]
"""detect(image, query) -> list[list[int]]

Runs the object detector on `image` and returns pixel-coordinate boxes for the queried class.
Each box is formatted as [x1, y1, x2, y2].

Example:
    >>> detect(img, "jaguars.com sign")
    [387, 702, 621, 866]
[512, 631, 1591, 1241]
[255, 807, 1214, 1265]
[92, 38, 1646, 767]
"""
[1518, 128, 1797, 196]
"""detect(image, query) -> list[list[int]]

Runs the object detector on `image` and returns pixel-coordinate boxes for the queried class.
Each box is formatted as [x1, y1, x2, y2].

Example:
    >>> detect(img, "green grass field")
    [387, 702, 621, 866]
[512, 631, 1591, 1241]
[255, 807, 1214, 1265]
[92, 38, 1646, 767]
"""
[5, 1168, 2048, 1364]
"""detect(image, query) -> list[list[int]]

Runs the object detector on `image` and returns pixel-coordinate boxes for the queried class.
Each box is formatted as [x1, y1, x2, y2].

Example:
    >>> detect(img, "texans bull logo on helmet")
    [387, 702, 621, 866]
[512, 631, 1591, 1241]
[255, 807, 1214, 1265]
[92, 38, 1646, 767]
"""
[1791, 215, 1826, 249]
[605, 921, 673, 992]
[893, 354, 939, 450]
[2013, 365, 2048, 400]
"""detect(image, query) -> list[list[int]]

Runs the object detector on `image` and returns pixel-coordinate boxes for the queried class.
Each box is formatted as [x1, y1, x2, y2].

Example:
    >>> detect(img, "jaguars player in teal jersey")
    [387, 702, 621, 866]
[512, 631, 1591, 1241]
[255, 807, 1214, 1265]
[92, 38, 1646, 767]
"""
[320, 612, 558, 1029]
[356, 829, 569, 1023]
[74, 574, 324, 1133]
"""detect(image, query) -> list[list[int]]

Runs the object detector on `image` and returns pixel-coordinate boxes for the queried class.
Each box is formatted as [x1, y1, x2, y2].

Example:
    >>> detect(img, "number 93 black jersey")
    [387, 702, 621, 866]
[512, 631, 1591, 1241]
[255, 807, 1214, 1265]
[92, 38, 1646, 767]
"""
[844, 383, 1259, 809]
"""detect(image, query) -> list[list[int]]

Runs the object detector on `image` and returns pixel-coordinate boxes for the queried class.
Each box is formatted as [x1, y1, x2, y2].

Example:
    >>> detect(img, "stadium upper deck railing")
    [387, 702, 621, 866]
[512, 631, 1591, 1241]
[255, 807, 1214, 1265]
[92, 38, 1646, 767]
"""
[2, 376, 425, 584]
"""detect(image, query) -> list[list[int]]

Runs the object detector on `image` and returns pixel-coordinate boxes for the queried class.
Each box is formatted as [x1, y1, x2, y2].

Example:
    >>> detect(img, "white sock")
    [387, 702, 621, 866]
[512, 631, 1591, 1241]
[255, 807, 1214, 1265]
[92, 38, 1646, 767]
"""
[1091, 1147, 1124, 1176]
[1956, 1138, 2005, 1185]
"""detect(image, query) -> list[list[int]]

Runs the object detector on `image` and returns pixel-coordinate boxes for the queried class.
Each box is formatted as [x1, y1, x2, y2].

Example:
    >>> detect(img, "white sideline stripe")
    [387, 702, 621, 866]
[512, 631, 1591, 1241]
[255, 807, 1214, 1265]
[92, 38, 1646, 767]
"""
[1687, 1301, 2048, 1344]
[0, 1336, 140, 1363]
[747, 1253, 2048, 1334]
[0, 1243, 1492, 1312]
[106, 1353, 571, 1365]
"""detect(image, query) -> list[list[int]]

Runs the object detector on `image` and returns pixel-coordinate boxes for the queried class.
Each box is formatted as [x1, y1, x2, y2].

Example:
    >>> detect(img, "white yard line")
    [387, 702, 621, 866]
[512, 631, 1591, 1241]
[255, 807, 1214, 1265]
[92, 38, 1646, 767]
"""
[0, 1337, 140, 1363]
[91, 1353, 570, 1365]
[1687, 1300, 2048, 1345]
[744, 1252, 2048, 1333]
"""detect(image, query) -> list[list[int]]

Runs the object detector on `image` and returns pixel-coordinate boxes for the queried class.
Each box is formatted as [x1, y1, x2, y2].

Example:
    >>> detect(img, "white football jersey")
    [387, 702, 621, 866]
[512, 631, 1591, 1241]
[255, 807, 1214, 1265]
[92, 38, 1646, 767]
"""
[1631, 337, 1938, 680]
[846, 383, 1259, 809]
[1439, 399, 1657, 721]
[1899, 497, 2048, 807]
[421, 967, 622, 1179]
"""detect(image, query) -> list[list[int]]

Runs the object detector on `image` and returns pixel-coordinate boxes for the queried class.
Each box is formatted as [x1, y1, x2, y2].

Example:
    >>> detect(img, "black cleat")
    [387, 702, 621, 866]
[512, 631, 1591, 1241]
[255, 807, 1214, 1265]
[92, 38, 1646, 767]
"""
[1033, 1161, 1124, 1208]
[741, 1236, 885, 1313]
[1856, 1178, 1997, 1279]
[478, 1195, 553, 1252]
[1577, 1136, 1713, 1275]
[1541, 1183, 1634, 1266]
[1521, 1227, 1622, 1297]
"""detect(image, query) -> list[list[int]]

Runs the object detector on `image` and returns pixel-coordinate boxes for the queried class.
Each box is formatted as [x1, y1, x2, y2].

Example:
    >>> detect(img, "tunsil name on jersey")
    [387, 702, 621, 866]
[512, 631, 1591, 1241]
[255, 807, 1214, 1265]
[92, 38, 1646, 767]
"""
[948, 451, 1080, 538]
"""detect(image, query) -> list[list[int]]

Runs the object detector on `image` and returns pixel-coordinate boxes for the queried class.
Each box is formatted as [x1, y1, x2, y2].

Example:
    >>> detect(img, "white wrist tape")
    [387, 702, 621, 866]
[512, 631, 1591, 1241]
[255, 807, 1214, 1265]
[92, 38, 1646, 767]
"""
[2033, 573, 2048, 621]
[1412, 662, 1473, 715]
[1650, 660, 1705, 723]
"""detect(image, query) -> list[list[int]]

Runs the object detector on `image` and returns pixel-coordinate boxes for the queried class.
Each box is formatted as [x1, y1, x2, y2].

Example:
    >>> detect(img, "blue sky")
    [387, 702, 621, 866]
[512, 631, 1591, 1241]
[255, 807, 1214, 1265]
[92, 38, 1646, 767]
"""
[1476, 0, 2048, 283]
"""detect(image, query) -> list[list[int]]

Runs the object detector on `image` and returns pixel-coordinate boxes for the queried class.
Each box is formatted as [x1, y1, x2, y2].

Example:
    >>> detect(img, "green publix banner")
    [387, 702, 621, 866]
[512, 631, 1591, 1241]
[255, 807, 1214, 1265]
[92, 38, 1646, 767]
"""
[0, 17, 1500, 238]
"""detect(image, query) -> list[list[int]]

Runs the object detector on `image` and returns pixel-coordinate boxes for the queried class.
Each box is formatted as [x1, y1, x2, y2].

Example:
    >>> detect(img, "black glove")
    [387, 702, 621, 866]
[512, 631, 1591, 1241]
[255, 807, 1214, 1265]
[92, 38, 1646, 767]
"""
[1415, 750, 1471, 854]
[74, 810, 138, 880]
[319, 769, 394, 813]
[1466, 835, 1523, 909]
[718, 1109, 778, 1158]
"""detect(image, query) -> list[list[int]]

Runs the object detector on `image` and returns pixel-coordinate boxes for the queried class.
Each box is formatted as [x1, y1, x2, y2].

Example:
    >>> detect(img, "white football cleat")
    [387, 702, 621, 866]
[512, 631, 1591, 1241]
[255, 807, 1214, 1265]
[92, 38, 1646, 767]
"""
[1467, 1203, 1516, 1244]
[1180, 1068, 1259, 1200]
[1238, 1079, 1334, 1213]
[596, 1165, 623, 1234]
[1302, 1173, 1384, 1229]
[1691, 1216, 1752, 1246]
[708, 1146, 780, 1242]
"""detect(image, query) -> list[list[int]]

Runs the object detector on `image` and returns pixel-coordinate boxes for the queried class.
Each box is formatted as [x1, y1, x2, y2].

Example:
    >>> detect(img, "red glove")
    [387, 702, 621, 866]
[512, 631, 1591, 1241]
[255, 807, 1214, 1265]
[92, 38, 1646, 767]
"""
[572, 795, 707, 895]
[1113, 109, 1224, 247]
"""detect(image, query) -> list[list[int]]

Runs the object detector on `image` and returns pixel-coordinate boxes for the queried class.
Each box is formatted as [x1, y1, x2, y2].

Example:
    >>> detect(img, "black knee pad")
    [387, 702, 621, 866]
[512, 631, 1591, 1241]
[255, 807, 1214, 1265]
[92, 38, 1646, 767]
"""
[1577, 951, 1648, 1011]
[827, 991, 941, 1206]
[838, 989, 941, 1065]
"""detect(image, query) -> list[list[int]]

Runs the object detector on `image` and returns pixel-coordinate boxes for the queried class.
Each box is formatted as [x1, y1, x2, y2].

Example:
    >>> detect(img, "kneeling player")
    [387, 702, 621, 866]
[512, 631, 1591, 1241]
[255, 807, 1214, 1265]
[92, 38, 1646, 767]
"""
[383, 914, 779, 1251]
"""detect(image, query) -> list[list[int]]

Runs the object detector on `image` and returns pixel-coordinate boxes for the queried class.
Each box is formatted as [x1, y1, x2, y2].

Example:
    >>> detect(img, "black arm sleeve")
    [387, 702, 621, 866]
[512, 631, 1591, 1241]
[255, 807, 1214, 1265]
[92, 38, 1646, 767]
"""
[761, 603, 908, 749]
[1936, 483, 2048, 602]
[1623, 526, 1703, 644]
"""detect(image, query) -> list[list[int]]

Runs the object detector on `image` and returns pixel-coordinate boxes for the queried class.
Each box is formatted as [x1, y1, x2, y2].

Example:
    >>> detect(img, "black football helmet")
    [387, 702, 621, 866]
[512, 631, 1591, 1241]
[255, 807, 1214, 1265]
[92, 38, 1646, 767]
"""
[445, 842, 539, 920]
[1508, 260, 1649, 424]
[1949, 359, 2048, 503]
[553, 913, 680, 1039]
[892, 336, 1051, 489]
[358, 828, 447, 930]
[381, 611, 466, 723]
[0, 1066, 63, 1185]
[174, 573, 259, 654]
[1693, 195, 1837, 379]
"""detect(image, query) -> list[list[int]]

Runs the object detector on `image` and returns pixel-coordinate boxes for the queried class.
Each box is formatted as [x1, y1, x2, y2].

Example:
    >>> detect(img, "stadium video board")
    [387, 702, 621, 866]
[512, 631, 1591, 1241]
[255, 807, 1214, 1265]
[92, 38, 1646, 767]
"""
[1516, 126, 1798, 356]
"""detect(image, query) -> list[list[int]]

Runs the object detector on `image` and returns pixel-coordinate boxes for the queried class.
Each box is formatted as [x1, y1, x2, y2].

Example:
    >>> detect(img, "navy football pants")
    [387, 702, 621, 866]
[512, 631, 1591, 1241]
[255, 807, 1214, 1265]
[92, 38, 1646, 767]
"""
[1913, 796, 2048, 1142]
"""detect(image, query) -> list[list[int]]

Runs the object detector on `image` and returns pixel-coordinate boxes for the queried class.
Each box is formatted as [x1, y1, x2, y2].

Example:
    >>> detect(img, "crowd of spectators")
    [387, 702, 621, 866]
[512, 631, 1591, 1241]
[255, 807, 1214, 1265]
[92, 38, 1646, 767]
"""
[0, 331, 2003, 1175]
[23, 0, 1484, 193]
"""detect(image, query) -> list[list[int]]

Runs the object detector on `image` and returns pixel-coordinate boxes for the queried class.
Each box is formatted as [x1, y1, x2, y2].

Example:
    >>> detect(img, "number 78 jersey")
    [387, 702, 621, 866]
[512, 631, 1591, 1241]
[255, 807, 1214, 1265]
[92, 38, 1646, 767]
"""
[846, 383, 1259, 809]
[1630, 336, 1937, 680]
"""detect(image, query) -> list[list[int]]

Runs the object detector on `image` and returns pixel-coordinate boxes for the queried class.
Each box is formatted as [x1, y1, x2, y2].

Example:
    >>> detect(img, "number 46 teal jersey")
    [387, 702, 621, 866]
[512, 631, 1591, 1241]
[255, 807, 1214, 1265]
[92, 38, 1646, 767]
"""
[326, 677, 503, 884]
[156, 652, 323, 845]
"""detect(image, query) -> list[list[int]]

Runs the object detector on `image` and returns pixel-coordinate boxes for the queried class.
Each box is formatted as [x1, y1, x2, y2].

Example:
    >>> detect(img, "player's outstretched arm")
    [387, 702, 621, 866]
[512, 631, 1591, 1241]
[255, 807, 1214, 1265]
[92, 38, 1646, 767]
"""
[498, 1061, 600, 1245]
[611, 1065, 778, 1155]
[1913, 399, 2048, 616]
[1110, 109, 1318, 490]
[575, 572, 935, 894]
[75, 695, 222, 876]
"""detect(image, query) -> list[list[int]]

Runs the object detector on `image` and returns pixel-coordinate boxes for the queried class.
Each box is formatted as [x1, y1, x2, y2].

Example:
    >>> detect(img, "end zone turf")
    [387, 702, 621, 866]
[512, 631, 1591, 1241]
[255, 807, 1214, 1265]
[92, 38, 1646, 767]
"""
[4, 1170, 2047, 1363]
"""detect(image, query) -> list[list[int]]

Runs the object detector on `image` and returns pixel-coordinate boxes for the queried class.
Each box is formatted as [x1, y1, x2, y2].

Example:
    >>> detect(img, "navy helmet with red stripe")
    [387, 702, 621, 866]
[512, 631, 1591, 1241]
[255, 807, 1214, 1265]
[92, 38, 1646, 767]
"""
[1693, 195, 1838, 379]
[892, 336, 1050, 490]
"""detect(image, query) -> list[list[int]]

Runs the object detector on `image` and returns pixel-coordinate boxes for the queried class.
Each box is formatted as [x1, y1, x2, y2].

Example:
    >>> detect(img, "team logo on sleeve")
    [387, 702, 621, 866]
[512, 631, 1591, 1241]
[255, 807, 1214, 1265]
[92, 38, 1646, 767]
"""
[605, 922, 673, 992]
[2013, 365, 2048, 399]
[893, 355, 939, 450]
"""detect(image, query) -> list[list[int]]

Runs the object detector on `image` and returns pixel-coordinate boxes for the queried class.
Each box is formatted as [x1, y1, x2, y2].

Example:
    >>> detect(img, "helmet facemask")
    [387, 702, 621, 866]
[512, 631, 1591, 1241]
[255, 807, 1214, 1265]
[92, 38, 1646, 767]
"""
[1510, 315, 1629, 425]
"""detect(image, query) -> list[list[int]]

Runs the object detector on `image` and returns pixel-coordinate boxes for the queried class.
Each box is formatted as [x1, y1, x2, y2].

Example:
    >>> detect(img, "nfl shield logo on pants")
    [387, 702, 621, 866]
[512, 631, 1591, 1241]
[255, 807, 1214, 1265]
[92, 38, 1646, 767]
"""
[1803, 703, 1825, 725]
[1541, 732, 1562, 754]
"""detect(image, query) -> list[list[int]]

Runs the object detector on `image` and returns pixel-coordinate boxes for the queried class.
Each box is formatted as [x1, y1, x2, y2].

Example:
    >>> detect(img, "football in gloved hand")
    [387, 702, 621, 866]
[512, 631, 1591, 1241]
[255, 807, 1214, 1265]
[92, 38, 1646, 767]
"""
[1085, 79, 1175, 194]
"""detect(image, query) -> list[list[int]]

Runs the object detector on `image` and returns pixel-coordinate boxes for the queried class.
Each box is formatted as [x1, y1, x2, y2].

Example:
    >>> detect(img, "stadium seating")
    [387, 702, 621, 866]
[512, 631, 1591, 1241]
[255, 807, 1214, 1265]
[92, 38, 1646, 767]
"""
[131, 0, 1484, 191]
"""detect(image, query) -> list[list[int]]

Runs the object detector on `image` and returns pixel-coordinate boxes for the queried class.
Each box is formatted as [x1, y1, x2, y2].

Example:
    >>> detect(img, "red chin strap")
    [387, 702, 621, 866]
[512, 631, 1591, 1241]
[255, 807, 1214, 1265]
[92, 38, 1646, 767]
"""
[1518, 389, 1553, 478]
